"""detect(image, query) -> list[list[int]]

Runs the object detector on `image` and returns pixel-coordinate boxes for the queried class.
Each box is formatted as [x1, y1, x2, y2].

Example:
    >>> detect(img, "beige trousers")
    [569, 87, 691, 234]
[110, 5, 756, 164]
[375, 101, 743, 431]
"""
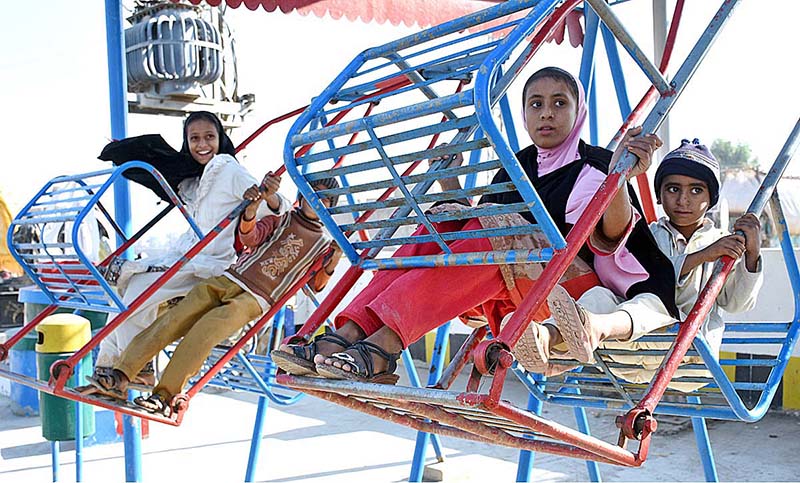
[115, 275, 262, 399]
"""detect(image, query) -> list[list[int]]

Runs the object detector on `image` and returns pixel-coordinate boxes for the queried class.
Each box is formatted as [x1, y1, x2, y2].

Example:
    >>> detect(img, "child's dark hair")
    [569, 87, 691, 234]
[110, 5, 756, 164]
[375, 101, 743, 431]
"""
[311, 177, 340, 207]
[521, 67, 580, 107]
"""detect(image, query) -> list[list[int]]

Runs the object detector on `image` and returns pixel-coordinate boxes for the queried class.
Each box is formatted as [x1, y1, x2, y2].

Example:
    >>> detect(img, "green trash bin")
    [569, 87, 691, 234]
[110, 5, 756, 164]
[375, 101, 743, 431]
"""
[20, 286, 108, 330]
[36, 313, 95, 441]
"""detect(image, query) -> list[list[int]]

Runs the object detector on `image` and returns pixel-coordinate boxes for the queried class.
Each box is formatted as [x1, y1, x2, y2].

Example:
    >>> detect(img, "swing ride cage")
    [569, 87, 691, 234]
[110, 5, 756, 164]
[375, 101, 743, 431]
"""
[269, 0, 800, 467]
[0, 0, 797, 471]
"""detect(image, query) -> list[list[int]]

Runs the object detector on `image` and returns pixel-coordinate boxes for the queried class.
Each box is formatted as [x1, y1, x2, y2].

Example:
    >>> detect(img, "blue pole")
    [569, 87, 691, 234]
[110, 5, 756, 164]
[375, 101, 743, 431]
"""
[104, 0, 132, 249]
[51, 441, 59, 482]
[516, 390, 543, 481]
[74, 359, 84, 482]
[104, 1, 140, 481]
[588, 74, 599, 146]
[408, 322, 451, 481]
[579, 1, 599, 145]
[573, 407, 601, 482]
[245, 308, 285, 481]
[245, 397, 271, 482]
[600, 24, 632, 120]
[688, 396, 718, 482]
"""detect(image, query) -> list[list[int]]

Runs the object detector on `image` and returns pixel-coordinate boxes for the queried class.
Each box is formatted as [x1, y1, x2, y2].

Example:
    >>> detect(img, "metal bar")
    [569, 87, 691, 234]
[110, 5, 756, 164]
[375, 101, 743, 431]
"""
[515, 391, 542, 482]
[299, 115, 478, 166]
[436, 326, 487, 390]
[688, 396, 719, 482]
[74, 359, 84, 482]
[587, 0, 671, 94]
[291, 90, 473, 148]
[244, 396, 269, 482]
[355, 23, 512, 79]
[361, 248, 553, 270]
[362, 0, 544, 60]
[353, 225, 541, 249]
[601, 23, 632, 121]
[235, 105, 307, 153]
[363, 120, 451, 253]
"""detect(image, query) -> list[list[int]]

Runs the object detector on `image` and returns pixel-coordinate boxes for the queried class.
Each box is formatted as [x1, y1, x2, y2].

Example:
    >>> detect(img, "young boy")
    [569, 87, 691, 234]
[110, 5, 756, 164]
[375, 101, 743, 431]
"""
[81, 173, 343, 414]
[517, 139, 763, 387]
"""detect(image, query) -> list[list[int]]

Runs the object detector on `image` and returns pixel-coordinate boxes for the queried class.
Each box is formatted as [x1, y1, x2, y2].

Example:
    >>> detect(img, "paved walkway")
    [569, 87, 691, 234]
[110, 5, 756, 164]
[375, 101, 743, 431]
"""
[1, 362, 799, 482]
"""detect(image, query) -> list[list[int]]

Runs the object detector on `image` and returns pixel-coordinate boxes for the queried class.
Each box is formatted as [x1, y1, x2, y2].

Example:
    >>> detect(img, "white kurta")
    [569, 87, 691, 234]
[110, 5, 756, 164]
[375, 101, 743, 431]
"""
[96, 154, 289, 366]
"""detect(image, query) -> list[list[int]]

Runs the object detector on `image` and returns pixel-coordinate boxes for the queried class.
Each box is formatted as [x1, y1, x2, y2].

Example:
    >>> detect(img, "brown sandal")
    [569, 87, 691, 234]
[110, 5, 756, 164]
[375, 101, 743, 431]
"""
[134, 393, 172, 417]
[81, 369, 129, 400]
[271, 332, 351, 376]
[315, 341, 400, 385]
[547, 285, 596, 363]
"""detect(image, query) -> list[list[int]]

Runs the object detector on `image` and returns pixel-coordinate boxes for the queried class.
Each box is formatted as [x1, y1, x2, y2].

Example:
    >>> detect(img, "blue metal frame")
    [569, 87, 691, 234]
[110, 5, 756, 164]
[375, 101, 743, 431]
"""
[283, 0, 571, 272]
[7, 162, 204, 315]
[407, 323, 450, 481]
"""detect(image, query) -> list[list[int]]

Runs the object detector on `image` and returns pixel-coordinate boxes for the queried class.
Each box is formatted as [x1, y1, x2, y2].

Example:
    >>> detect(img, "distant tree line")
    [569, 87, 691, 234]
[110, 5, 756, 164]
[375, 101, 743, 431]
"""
[710, 139, 759, 171]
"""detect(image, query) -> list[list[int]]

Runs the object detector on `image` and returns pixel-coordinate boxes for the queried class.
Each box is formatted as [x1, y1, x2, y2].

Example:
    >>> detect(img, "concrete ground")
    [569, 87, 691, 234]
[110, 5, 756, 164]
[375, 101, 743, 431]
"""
[1, 361, 799, 482]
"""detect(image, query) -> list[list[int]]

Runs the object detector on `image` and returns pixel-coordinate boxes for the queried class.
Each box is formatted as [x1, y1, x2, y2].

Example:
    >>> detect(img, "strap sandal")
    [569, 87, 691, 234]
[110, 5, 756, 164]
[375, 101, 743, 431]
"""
[131, 361, 156, 388]
[270, 332, 351, 376]
[80, 368, 128, 400]
[315, 340, 401, 385]
[134, 393, 172, 417]
[547, 284, 596, 363]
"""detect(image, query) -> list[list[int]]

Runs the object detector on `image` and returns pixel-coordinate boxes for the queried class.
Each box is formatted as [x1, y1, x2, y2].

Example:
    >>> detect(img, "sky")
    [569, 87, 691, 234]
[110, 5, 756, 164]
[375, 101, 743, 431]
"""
[1, 0, 798, 221]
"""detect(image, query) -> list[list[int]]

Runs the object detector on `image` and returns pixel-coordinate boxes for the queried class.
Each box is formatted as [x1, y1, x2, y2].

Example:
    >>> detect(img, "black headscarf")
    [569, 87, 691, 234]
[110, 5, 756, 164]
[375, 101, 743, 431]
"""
[98, 111, 237, 202]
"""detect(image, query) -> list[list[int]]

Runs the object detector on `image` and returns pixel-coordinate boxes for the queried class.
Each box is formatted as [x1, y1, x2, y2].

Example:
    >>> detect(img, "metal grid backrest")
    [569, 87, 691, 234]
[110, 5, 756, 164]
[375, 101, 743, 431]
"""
[7, 161, 201, 314]
[283, 0, 575, 271]
[520, 318, 798, 422]
[8, 168, 127, 313]
[521, 185, 800, 423]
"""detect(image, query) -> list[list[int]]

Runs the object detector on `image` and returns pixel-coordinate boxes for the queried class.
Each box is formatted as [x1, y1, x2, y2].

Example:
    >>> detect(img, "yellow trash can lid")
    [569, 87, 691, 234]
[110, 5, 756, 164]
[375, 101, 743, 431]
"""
[35, 314, 92, 353]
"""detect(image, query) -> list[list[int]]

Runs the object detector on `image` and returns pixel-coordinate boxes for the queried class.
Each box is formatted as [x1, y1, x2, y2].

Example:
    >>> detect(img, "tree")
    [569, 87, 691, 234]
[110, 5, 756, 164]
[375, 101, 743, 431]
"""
[711, 139, 759, 171]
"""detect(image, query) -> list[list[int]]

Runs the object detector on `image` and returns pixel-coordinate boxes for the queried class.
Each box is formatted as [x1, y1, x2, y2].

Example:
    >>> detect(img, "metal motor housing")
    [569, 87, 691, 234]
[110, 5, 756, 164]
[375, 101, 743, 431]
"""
[125, 3, 223, 95]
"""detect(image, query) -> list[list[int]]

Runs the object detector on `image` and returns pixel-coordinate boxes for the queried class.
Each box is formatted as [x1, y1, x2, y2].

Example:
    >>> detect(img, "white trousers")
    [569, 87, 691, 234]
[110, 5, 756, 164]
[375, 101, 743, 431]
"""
[578, 286, 711, 392]
[95, 269, 205, 368]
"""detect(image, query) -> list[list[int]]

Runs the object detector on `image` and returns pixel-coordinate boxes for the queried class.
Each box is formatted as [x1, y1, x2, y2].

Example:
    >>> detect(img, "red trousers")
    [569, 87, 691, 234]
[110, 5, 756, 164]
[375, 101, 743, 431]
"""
[335, 219, 516, 347]
[335, 219, 599, 348]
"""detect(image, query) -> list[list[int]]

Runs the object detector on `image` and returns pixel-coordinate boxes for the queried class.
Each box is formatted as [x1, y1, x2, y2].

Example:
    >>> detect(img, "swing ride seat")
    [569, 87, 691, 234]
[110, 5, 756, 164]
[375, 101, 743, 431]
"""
[0, 159, 257, 425]
[274, 0, 796, 467]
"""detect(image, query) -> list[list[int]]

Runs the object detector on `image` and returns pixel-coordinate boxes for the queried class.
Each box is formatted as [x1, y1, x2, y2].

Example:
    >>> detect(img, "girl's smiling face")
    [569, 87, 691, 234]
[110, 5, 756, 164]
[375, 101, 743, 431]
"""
[523, 77, 578, 149]
[186, 119, 220, 165]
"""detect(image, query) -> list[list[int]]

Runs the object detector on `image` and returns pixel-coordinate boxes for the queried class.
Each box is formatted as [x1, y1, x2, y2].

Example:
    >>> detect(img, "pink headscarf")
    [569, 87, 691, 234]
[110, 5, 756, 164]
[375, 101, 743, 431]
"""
[533, 78, 587, 177]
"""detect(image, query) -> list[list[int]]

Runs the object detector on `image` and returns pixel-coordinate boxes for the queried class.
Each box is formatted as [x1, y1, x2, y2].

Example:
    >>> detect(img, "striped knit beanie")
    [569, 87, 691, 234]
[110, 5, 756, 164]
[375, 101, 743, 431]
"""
[654, 138, 721, 207]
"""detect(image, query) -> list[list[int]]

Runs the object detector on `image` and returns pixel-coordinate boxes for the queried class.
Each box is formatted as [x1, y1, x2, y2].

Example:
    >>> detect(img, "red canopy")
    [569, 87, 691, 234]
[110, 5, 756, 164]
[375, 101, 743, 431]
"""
[173, 0, 583, 45]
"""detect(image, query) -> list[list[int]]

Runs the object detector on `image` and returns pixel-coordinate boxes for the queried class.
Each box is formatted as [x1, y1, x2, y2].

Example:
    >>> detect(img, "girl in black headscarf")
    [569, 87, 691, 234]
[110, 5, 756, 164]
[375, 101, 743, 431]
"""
[92, 111, 290, 380]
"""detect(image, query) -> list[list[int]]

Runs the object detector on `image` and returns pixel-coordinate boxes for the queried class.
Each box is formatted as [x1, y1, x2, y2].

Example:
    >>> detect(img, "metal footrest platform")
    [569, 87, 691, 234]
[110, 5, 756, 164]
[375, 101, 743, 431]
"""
[277, 374, 643, 466]
[0, 366, 180, 426]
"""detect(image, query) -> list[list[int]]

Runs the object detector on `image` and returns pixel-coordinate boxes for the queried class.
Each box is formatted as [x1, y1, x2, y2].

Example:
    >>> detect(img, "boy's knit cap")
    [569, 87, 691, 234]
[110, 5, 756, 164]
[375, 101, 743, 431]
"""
[654, 138, 721, 207]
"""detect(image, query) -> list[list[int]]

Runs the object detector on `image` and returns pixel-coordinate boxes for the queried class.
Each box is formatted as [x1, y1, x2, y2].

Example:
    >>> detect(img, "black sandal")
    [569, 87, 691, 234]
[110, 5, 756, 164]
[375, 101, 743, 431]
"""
[80, 368, 129, 400]
[270, 332, 351, 376]
[134, 393, 172, 417]
[315, 340, 401, 385]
